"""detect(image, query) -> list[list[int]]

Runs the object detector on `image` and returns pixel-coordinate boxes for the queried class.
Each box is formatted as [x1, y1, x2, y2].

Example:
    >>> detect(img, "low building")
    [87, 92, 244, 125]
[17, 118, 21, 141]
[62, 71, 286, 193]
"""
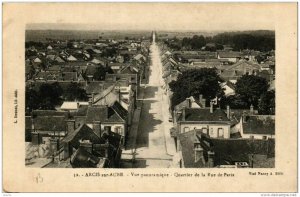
[239, 115, 275, 140]
[176, 102, 231, 139]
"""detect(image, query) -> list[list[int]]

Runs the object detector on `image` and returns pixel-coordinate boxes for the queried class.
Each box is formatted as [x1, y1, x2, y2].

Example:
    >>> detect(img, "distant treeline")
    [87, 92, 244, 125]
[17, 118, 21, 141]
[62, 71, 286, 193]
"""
[164, 30, 275, 52]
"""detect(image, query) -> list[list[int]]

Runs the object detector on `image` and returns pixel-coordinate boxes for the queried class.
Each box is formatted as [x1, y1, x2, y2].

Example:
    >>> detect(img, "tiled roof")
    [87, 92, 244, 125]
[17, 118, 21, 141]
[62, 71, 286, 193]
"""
[33, 116, 67, 132]
[225, 60, 260, 71]
[61, 124, 102, 147]
[218, 51, 242, 58]
[204, 137, 275, 166]
[111, 101, 128, 121]
[61, 102, 88, 110]
[62, 72, 78, 81]
[179, 108, 230, 122]
[178, 130, 205, 168]
[174, 96, 202, 112]
[86, 106, 108, 124]
[93, 85, 118, 106]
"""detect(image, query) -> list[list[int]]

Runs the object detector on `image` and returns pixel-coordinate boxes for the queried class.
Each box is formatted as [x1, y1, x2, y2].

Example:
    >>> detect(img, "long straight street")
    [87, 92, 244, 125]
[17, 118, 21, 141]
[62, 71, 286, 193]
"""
[122, 33, 176, 168]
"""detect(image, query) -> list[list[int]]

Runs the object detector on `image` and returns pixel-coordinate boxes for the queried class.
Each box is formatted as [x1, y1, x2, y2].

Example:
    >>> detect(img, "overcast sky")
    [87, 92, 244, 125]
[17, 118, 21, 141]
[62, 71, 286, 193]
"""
[25, 3, 276, 32]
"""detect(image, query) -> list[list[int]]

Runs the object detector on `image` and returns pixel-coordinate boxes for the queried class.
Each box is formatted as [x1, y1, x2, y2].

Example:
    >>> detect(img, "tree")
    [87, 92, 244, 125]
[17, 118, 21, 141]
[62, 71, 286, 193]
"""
[169, 68, 223, 109]
[235, 75, 269, 107]
[63, 82, 88, 101]
[220, 95, 248, 109]
[25, 87, 40, 112]
[93, 66, 113, 81]
[38, 82, 63, 109]
[258, 90, 275, 115]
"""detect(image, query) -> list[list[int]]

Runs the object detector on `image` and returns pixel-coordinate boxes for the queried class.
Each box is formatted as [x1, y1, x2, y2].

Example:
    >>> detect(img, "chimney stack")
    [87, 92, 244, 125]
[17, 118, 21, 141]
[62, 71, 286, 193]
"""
[226, 105, 230, 119]
[182, 107, 186, 121]
[91, 92, 95, 103]
[199, 94, 206, 108]
[93, 121, 102, 138]
[186, 98, 191, 108]
[50, 138, 59, 156]
[210, 101, 214, 113]
[194, 143, 204, 163]
[207, 151, 215, 168]
[173, 110, 177, 124]
[66, 120, 75, 134]
[199, 94, 203, 102]
[104, 139, 109, 158]
[250, 104, 254, 115]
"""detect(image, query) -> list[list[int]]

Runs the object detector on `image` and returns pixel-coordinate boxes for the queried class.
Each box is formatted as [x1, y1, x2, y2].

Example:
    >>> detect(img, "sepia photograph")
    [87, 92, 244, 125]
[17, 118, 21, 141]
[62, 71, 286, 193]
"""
[25, 28, 275, 169]
[3, 3, 297, 192]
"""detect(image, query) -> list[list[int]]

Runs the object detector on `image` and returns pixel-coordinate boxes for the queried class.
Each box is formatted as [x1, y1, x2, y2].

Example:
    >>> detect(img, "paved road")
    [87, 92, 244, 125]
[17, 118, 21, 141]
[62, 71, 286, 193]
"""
[131, 34, 174, 168]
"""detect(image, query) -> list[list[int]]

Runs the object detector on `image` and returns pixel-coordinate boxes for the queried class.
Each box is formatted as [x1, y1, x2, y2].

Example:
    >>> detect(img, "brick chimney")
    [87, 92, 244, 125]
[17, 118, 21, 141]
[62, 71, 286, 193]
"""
[182, 107, 186, 121]
[91, 92, 95, 103]
[66, 119, 75, 134]
[199, 94, 206, 108]
[88, 99, 92, 107]
[226, 105, 230, 119]
[207, 151, 215, 167]
[210, 101, 214, 113]
[31, 132, 41, 145]
[250, 104, 254, 115]
[104, 139, 109, 158]
[93, 121, 102, 138]
[173, 110, 177, 124]
[194, 142, 204, 163]
[49, 138, 59, 156]
[186, 98, 191, 108]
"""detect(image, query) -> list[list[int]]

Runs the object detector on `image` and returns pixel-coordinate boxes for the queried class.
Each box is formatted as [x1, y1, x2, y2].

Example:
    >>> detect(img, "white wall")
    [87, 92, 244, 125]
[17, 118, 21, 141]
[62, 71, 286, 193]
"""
[179, 123, 230, 139]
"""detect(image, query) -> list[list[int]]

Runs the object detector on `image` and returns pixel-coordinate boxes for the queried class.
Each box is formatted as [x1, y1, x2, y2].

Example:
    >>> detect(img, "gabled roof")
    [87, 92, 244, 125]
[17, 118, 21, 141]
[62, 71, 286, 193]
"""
[61, 102, 89, 110]
[86, 106, 108, 124]
[174, 96, 202, 111]
[90, 58, 104, 65]
[119, 65, 139, 74]
[85, 104, 126, 124]
[226, 60, 260, 71]
[133, 54, 146, 61]
[202, 136, 275, 166]
[61, 124, 102, 147]
[93, 85, 119, 106]
[67, 55, 77, 61]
